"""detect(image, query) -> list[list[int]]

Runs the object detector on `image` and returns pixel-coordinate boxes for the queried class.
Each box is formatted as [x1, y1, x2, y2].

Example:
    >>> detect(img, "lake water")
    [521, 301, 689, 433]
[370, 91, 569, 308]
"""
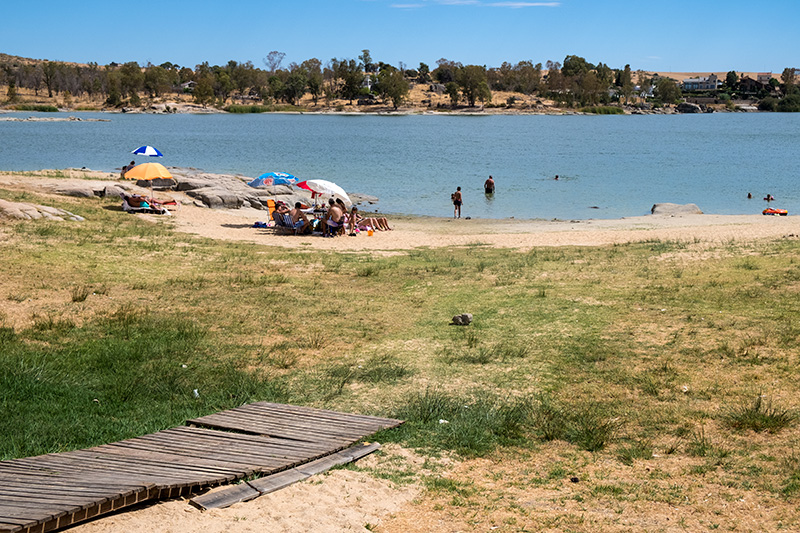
[1, 111, 798, 220]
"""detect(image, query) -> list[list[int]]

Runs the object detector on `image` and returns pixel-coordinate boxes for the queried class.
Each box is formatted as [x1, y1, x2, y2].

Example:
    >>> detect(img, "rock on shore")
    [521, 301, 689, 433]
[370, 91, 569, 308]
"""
[29, 167, 374, 212]
[0, 198, 84, 221]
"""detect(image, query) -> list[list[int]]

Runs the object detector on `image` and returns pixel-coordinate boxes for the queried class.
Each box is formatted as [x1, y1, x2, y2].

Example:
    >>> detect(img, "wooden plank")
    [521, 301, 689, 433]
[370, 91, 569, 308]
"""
[187, 483, 262, 511]
[185, 416, 353, 444]
[243, 403, 403, 431]
[149, 428, 335, 460]
[19, 451, 233, 484]
[190, 415, 372, 443]
[160, 425, 334, 452]
[73, 449, 242, 479]
[191, 469, 309, 511]
[235, 402, 403, 427]
[188, 411, 351, 435]
[98, 442, 264, 473]
[189, 442, 382, 511]
[132, 431, 321, 464]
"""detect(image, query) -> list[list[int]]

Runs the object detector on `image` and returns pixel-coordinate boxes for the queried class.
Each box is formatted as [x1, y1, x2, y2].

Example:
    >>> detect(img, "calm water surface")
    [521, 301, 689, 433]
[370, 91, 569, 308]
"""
[1, 112, 798, 220]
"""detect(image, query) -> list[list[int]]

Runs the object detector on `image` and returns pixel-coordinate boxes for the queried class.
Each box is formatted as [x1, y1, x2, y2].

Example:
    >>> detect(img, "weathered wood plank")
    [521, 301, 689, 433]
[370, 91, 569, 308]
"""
[189, 442, 382, 511]
[242, 403, 403, 431]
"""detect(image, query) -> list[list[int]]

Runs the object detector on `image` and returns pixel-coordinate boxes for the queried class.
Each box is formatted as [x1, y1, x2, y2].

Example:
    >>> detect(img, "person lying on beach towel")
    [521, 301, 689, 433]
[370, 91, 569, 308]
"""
[347, 206, 392, 235]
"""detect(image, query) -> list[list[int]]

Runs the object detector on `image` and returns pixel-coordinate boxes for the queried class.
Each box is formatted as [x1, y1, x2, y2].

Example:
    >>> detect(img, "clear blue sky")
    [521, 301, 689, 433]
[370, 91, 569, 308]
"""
[2, 0, 798, 73]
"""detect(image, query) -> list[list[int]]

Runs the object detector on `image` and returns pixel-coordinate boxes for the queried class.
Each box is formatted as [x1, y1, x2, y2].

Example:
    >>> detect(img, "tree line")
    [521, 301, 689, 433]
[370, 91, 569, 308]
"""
[1, 51, 797, 111]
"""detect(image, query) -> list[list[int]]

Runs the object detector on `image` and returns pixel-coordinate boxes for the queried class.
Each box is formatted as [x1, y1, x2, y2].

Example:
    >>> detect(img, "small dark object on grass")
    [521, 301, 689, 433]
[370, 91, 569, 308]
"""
[451, 313, 473, 326]
[570, 477, 579, 483]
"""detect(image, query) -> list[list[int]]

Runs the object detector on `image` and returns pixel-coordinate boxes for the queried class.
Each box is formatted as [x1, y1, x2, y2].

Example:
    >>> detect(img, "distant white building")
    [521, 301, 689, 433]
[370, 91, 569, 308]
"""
[757, 72, 773, 84]
[682, 73, 720, 91]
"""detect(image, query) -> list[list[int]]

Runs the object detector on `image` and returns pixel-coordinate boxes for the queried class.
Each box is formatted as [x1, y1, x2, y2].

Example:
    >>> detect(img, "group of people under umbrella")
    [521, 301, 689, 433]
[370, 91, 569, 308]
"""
[271, 196, 391, 237]
[248, 172, 391, 236]
[120, 146, 390, 233]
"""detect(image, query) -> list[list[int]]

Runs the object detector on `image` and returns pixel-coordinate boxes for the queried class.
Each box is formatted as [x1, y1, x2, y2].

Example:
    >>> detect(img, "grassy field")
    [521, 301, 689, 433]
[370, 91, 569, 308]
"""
[2, 187, 800, 530]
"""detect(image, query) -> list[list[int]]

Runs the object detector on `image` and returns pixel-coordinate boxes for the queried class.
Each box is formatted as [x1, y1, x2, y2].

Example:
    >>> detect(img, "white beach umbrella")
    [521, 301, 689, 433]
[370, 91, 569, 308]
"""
[296, 179, 351, 205]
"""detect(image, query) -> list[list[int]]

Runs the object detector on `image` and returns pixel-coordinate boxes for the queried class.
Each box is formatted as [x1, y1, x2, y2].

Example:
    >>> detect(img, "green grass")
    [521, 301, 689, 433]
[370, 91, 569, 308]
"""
[580, 106, 625, 115]
[4, 192, 800, 526]
[225, 104, 305, 113]
[11, 104, 59, 112]
[723, 395, 796, 433]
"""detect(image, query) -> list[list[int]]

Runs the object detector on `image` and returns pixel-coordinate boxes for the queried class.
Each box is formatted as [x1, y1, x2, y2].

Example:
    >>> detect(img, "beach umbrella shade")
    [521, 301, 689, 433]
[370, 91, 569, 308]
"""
[131, 145, 164, 157]
[123, 162, 172, 180]
[296, 179, 351, 205]
[248, 172, 297, 188]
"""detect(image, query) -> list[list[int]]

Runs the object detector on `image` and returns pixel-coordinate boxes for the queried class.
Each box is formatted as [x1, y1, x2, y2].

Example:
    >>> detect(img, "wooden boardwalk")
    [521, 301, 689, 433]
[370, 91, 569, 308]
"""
[0, 402, 402, 533]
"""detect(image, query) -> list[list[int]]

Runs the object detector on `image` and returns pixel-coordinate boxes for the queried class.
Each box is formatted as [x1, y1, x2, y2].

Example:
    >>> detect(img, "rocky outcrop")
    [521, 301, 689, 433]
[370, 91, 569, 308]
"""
[37, 167, 375, 211]
[651, 203, 703, 215]
[0, 199, 85, 221]
[676, 102, 703, 114]
[171, 169, 312, 210]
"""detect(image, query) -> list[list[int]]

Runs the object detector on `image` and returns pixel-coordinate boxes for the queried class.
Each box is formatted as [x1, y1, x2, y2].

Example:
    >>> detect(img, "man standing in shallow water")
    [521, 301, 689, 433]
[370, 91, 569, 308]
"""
[452, 186, 462, 218]
[484, 175, 495, 194]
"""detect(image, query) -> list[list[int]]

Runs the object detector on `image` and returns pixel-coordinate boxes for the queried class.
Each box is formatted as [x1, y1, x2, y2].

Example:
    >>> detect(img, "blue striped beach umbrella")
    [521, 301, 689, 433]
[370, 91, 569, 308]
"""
[248, 172, 297, 187]
[131, 145, 164, 157]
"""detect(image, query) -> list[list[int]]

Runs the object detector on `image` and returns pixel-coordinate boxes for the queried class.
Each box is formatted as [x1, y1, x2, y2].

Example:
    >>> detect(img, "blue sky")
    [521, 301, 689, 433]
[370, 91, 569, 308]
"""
[2, 0, 797, 73]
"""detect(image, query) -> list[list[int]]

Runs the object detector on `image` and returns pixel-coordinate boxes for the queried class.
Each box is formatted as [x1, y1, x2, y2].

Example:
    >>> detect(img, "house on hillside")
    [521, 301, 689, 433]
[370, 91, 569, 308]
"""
[739, 76, 769, 94]
[757, 72, 773, 84]
[682, 73, 720, 91]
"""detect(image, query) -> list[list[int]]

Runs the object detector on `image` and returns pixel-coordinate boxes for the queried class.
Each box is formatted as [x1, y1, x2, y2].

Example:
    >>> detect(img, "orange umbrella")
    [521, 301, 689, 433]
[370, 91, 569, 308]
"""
[123, 162, 172, 180]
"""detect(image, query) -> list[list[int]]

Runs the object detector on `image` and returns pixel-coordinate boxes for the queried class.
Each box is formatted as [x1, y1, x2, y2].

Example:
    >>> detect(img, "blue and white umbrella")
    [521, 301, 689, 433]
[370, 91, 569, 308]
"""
[131, 145, 164, 157]
[248, 172, 297, 188]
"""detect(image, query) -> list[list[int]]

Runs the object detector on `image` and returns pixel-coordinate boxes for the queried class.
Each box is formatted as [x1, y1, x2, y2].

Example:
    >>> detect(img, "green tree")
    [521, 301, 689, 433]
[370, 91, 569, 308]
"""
[6, 76, 18, 103]
[338, 59, 364, 104]
[725, 70, 738, 89]
[143, 65, 171, 97]
[119, 62, 144, 99]
[620, 64, 634, 103]
[41, 61, 58, 97]
[562, 55, 593, 78]
[192, 65, 215, 107]
[418, 62, 431, 83]
[545, 61, 565, 100]
[302, 58, 323, 105]
[654, 77, 681, 104]
[781, 67, 797, 95]
[457, 65, 490, 107]
[360, 49, 375, 73]
[434, 58, 461, 84]
[374, 66, 409, 109]
[576, 70, 602, 106]
[445, 81, 460, 106]
[264, 51, 285, 75]
[777, 93, 800, 112]
[514, 61, 542, 95]
[282, 64, 308, 105]
[758, 96, 778, 111]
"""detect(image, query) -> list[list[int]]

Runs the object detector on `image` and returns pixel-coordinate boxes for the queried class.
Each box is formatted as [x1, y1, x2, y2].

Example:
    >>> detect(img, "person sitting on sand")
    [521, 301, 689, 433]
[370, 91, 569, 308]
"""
[322, 198, 344, 237]
[272, 200, 290, 223]
[289, 202, 312, 234]
[121, 160, 136, 178]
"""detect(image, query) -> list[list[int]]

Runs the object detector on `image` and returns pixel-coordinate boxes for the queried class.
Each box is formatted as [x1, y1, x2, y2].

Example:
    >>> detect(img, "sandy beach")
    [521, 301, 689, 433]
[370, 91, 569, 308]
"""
[2, 170, 798, 251]
[171, 201, 800, 252]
